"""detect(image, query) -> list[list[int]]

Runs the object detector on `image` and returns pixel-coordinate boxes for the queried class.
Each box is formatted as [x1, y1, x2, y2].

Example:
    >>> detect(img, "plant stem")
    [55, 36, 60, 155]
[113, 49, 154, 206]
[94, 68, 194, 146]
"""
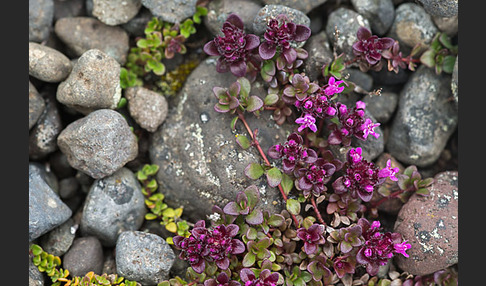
[310, 196, 326, 226]
[369, 189, 405, 209]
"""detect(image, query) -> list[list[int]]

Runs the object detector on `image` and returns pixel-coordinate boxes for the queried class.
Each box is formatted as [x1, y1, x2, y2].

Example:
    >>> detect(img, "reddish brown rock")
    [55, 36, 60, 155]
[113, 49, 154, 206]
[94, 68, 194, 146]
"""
[393, 171, 458, 276]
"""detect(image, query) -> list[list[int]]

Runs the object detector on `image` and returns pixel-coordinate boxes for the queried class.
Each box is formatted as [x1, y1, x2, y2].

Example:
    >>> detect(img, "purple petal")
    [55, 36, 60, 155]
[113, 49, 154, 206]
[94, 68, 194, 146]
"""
[223, 201, 241, 216]
[203, 40, 220, 56]
[226, 224, 239, 237]
[356, 26, 372, 41]
[226, 13, 244, 30]
[245, 34, 260, 50]
[298, 176, 313, 190]
[282, 159, 296, 174]
[259, 42, 276, 60]
[304, 242, 317, 255]
[282, 47, 297, 64]
[191, 260, 206, 274]
[216, 258, 230, 270]
[216, 57, 229, 73]
[230, 60, 247, 77]
[232, 239, 246, 254]
[379, 37, 395, 49]
[240, 268, 255, 282]
[294, 25, 311, 42]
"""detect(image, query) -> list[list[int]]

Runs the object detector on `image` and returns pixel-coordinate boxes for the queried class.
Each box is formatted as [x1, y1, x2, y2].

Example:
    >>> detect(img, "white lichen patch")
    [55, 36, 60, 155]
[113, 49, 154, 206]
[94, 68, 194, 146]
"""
[436, 246, 444, 255]
[47, 198, 58, 208]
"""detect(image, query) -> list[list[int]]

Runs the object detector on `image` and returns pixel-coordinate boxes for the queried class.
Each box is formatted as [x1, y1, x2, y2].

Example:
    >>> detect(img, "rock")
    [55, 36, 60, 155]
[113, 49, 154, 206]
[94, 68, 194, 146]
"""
[141, 0, 197, 23]
[57, 109, 138, 179]
[125, 86, 169, 132]
[350, 0, 395, 36]
[394, 171, 458, 276]
[121, 6, 154, 37]
[346, 68, 373, 92]
[54, 17, 129, 65]
[29, 0, 54, 42]
[369, 66, 411, 86]
[432, 15, 458, 37]
[388, 3, 438, 49]
[416, 0, 458, 17]
[149, 59, 290, 222]
[39, 218, 77, 257]
[80, 167, 146, 246]
[261, 0, 328, 15]
[58, 177, 80, 199]
[302, 30, 333, 81]
[92, 0, 142, 26]
[386, 66, 457, 167]
[49, 151, 77, 179]
[29, 95, 63, 160]
[204, 0, 262, 36]
[115, 231, 175, 285]
[53, 0, 86, 21]
[450, 55, 458, 111]
[56, 49, 121, 115]
[362, 91, 398, 124]
[62, 236, 104, 277]
[29, 163, 72, 242]
[325, 7, 370, 62]
[29, 82, 46, 130]
[29, 42, 72, 83]
[253, 4, 311, 35]
[29, 257, 44, 286]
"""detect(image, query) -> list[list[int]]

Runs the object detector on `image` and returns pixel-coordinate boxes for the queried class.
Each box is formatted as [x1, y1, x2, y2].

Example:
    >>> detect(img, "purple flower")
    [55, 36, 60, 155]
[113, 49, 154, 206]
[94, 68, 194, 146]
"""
[352, 27, 394, 67]
[296, 158, 336, 196]
[360, 118, 381, 139]
[294, 86, 337, 121]
[323, 76, 346, 96]
[378, 159, 400, 181]
[296, 223, 326, 255]
[240, 268, 280, 286]
[267, 132, 317, 174]
[295, 114, 317, 132]
[204, 272, 241, 286]
[394, 240, 411, 258]
[203, 14, 260, 77]
[333, 255, 356, 279]
[259, 14, 311, 64]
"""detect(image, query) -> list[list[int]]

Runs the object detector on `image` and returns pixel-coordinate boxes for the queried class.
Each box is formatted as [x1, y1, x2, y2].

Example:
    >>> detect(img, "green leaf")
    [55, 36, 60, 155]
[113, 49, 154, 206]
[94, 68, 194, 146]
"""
[162, 208, 176, 217]
[246, 209, 264, 225]
[166, 222, 178, 233]
[266, 167, 282, 187]
[30, 244, 43, 256]
[286, 199, 301, 215]
[442, 55, 456, 74]
[264, 93, 279, 106]
[415, 188, 430, 196]
[238, 77, 251, 99]
[246, 96, 264, 112]
[230, 116, 238, 131]
[420, 49, 436, 68]
[145, 213, 158, 220]
[137, 39, 148, 48]
[244, 185, 261, 209]
[242, 252, 256, 267]
[267, 214, 285, 227]
[236, 134, 251, 149]
[116, 97, 127, 109]
[280, 173, 294, 195]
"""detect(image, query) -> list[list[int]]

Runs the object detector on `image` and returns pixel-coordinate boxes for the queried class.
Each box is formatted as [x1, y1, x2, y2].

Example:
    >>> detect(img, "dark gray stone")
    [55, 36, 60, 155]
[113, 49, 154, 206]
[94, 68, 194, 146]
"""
[394, 171, 458, 276]
[49, 151, 77, 179]
[416, 0, 458, 17]
[141, 0, 197, 23]
[116, 231, 175, 285]
[54, 17, 129, 65]
[149, 59, 290, 222]
[57, 109, 139, 179]
[125, 86, 169, 132]
[362, 91, 398, 124]
[369, 65, 411, 86]
[29, 0, 54, 43]
[388, 3, 438, 49]
[346, 68, 373, 92]
[351, 0, 395, 36]
[261, 0, 328, 14]
[56, 49, 121, 115]
[204, 0, 262, 36]
[80, 167, 146, 246]
[29, 82, 46, 130]
[121, 7, 154, 37]
[59, 177, 80, 199]
[386, 66, 457, 167]
[325, 7, 370, 62]
[39, 218, 77, 256]
[29, 163, 72, 242]
[29, 95, 63, 160]
[92, 0, 142, 26]
[53, 0, 86, 21]
[302, 30, 333, 81]
[29, 257, 44, 286]
[29, 42, 72, 83]
[253, 4, 310, 35]
[63, 236, 104, 277]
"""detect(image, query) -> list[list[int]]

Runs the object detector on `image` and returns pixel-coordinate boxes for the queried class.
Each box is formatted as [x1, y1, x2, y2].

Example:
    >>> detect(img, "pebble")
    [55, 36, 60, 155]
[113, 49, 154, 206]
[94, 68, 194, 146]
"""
[54, 17, 129, 65]
[125, 86, 169, 133]
[252, 4, 311, 35]
[394, 171, 458, 276]
[62, 236, 104, 277]
[29, 257, 44, 286]
[450, 56, 458, 110]
[39, 218, 77, 257]
[302, 30, 333, 81]
[29, 82, 46, 130]
[29, 0, 54, 43]
[29, 163, 72, 242]
[80, 167, 146, 247]
[121, 6, 154, 37]
[56, 49, 121, 115]
[57, 109, 138, 179]
[416, 0, 458, 17]
[261, 0, 327, 15]
[92, 0, 142, 26]
[350, 0, 395, 36]
[29, 42, 73, 83]
[58, 177, 80, 199]
[362, 91, 398, 124]
[346, 68, 373, 92]
[115, 231, 175, 285]
[204, 0, 262, 35]
[432, 15, 458, 37]
[141, 0, 197, 23]
[53, 0, 86, 21]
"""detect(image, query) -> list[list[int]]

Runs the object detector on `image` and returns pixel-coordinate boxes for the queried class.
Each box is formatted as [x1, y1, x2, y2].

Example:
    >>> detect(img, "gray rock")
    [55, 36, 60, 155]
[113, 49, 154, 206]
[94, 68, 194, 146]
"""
[346, 68, 373, 92]
[29, 42, 72, 83]
[362, 91, 398, 124]
[54, 17, 129, 65]
[39, 218, 77, 257]
[53, 0, 86, 21]
[204, 0, 262, 36]
[394, 171, 458, 276]
[369, 66, 411, 86]
[29, 82, 46, 130]
[80, 167, 146, 246]
[121, 7, 154, 37]
[62, 236, 104, 276]
[116, 231, 175, 285]
[56, 49, 121, 115]
[57, 109, 138, 179]
[141, 0, 197, 23]
[386, 66, 457, 167]
[388, 3, 438, 49]
[416, 0, 458, 17]
[253, 4, 311, 35]
[432, 15, 458, 37]
[29, 257, 44, 286]
[325, 7, 370, 62]
[125, 86, 169, 132]
[49, 151, 77, 179]
[29, 0, 54, 42]
[29, 163, 72, 242]
[302, 30, 333, 81]
[350, 0, 394, 36]
[92, 0, 142, 26]
[29, 95, 63, 160]
[59, 177, 80, 199]
[261, 0, 328, 15]
[149, 59, 290, 222]
[451, 55, 458, 111]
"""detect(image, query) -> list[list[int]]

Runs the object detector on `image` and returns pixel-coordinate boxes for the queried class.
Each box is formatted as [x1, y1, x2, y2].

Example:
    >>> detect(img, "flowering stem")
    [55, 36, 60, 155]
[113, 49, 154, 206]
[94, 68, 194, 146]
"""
[310, 196, 326, 226]
[369, 189, 405, 209]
